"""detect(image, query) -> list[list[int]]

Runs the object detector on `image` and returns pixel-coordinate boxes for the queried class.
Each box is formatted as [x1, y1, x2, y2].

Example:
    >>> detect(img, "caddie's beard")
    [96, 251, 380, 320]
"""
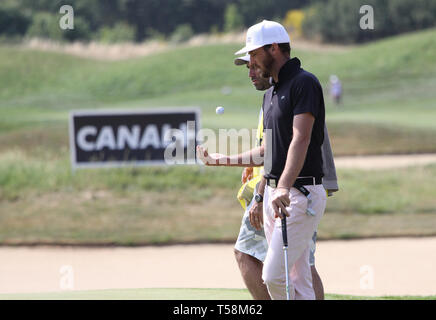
[258, 51, 274, 78]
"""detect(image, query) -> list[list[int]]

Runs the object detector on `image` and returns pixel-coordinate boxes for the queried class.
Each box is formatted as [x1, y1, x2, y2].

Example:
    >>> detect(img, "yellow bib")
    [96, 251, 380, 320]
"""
[237, 109, 264, 210]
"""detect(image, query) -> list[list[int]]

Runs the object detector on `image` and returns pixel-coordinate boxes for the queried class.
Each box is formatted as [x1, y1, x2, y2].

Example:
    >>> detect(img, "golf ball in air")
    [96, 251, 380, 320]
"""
[216, 106, 224, 114]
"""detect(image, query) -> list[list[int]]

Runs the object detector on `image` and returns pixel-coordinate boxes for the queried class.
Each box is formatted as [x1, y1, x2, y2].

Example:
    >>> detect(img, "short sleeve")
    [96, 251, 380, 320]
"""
[292, 75, 322, 118]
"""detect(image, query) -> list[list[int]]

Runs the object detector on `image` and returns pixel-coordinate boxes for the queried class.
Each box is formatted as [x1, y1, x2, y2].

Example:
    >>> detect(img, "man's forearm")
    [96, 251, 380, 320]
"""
[257, 174, 266, 195]
[223, 146, 264, 167]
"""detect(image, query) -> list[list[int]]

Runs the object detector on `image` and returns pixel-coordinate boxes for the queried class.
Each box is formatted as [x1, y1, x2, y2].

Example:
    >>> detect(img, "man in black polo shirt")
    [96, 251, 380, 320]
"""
[235, 20, 327, 300]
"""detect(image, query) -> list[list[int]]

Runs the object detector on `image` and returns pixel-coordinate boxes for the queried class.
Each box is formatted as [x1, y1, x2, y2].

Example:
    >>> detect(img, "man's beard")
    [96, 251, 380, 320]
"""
[259, 52, 274, 78]
[255, 76, 272, 90]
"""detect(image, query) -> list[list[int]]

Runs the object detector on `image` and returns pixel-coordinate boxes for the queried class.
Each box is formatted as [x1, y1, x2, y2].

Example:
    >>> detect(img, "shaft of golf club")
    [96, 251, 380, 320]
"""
[283, 246, 290, 300]
[280, 208, 291, 300]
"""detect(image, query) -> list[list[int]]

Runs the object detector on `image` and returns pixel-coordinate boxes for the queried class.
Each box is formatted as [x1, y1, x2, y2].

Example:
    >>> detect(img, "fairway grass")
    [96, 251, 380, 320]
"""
[0, 288, 434, 300]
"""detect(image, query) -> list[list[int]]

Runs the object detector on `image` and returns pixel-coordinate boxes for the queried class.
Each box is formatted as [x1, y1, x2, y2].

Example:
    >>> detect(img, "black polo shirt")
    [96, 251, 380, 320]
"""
[262, 57, 325, 180]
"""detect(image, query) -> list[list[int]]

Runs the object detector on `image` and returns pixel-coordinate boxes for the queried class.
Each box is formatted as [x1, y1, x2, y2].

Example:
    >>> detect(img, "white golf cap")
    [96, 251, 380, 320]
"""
[235, 20, 290, 55]
[234, 54, 250, 66]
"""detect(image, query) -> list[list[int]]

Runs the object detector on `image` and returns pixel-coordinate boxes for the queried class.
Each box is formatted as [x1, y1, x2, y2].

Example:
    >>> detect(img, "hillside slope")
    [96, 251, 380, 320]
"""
[1, 28, 436, 106]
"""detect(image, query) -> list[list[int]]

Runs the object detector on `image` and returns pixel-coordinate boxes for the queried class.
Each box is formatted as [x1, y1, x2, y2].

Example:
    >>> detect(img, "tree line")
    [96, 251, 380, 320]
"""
[303, 0, 436, 43]
[0, 0, 435, 44]
[0, 0, 311, 43]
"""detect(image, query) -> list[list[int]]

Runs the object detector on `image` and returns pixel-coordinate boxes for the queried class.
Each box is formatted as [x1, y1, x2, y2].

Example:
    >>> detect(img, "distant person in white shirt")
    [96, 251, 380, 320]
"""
[329, 75, 342, 106]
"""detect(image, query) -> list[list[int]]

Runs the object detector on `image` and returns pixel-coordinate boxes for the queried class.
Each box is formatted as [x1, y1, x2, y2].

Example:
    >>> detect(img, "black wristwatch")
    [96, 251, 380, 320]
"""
[254, 193, 263, 203]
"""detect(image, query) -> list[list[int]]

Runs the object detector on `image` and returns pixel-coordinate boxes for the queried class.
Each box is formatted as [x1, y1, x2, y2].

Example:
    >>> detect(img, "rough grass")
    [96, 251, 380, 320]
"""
[2, 28, 436, 103]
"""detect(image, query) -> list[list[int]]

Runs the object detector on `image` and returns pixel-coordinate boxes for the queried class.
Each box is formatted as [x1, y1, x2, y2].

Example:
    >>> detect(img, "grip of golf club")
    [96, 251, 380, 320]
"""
[280, 208, 288, 247]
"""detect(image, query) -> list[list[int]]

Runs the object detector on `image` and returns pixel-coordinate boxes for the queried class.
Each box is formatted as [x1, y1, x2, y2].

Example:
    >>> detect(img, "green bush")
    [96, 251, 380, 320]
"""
[224, 3, 244, 32]
[62, 16, 91, 42]
[303, 0, 436, 44]
[26, 12, 63, 41]
[24, 10, 91, 42]
[97, 22, 135, 43]
[145, 28, 166, 41]
[0, 2, 31, 37]
[170, 24, 194, 44]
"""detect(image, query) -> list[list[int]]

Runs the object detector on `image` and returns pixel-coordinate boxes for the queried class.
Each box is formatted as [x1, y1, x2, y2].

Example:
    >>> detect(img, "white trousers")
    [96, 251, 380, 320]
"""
[262, 184, 326, 300]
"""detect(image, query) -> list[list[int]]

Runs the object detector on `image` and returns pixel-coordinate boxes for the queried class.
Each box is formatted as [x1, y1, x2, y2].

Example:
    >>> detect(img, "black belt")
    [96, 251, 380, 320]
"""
[266, 176, 322, 188]
[266, 176, 321, 216]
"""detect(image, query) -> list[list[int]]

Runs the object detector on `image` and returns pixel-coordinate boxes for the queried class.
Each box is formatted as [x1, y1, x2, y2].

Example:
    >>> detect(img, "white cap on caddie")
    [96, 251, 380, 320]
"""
[234, 54, 250, 66]
[235, 20, 290, 55]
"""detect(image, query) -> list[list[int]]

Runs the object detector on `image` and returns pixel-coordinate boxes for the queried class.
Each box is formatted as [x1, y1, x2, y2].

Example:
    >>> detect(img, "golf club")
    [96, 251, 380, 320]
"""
[280, 207, 291, 300]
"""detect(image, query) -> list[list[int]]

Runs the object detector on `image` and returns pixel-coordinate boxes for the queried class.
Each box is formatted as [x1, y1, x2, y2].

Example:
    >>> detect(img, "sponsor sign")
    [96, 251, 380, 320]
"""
[69, 108, 200, 169]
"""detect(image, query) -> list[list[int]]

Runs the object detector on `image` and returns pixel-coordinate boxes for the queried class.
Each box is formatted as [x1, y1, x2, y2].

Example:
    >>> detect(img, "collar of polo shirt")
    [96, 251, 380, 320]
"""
[273, 58, 301, 87]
